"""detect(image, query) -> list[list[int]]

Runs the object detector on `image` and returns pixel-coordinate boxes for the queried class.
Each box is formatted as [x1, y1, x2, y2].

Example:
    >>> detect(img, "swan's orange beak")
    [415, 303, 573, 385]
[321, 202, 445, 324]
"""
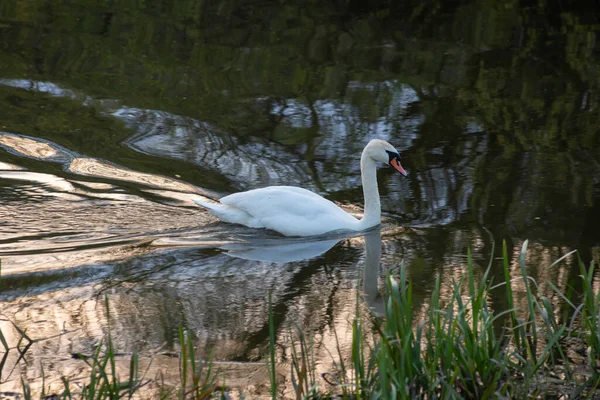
[390, 158, 408, 176]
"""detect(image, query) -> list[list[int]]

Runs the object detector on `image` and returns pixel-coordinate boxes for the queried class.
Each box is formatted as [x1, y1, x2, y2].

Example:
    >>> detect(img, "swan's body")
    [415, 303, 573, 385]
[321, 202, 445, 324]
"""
[194, 139, 407, 237]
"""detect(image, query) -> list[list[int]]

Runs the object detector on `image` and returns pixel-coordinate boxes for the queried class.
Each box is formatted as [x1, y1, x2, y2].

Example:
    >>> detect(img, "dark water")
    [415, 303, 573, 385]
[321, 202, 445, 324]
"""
[1, 0, 599, 394]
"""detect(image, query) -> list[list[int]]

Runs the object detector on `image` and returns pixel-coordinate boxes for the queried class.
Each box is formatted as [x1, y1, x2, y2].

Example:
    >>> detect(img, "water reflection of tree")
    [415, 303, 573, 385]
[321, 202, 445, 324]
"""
[3, 0, 597, 222]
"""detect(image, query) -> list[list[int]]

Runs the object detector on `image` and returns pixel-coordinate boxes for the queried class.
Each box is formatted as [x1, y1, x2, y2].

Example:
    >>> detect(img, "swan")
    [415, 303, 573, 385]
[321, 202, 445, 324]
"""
[194, 139, 407, 237]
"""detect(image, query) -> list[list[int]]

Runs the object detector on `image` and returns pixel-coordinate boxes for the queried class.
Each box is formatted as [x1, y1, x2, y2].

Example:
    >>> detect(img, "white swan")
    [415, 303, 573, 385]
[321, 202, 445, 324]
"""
[194, 139, 407, 237]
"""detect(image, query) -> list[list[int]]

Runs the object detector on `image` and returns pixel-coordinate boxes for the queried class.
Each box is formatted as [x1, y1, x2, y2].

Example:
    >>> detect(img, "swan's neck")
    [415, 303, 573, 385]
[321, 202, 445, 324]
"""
[359, 153, 381, 229]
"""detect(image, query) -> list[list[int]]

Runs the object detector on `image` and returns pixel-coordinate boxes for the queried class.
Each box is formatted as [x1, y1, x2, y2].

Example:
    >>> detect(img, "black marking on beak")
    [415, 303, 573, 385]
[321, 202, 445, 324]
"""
[386, 150, 408, 176]
[386, 150, 400, 164]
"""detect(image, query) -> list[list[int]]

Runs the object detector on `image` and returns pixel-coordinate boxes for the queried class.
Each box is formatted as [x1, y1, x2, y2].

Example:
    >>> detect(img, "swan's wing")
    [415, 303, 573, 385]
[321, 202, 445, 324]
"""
[194, 198, 265, 228]
[220, 186, 350, 218]
[220, 186, 358, 236]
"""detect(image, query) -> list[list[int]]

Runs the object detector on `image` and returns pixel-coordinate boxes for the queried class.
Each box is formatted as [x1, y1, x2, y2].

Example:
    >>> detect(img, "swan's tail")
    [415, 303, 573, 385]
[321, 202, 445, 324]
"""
[193, 198, 220, 211]
[193, 198, 230, 218]
[193, 198, 264, 228]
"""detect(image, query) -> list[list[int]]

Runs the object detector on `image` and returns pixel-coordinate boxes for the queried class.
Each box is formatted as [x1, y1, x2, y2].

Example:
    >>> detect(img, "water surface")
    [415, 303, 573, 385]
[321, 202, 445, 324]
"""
[1, 1, 600, 396]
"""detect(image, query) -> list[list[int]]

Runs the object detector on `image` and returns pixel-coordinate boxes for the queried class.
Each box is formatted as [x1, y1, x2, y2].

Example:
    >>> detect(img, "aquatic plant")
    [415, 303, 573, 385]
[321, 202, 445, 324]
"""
[276, 240, 600, 398]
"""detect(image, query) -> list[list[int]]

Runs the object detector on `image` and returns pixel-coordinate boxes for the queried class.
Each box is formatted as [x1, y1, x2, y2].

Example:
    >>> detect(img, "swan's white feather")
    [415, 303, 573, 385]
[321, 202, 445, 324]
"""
[215, 186, 359, 237]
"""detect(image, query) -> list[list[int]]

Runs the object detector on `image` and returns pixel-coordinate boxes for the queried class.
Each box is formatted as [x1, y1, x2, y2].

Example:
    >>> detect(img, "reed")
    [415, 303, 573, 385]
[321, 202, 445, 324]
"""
[276, 240, 600, 398]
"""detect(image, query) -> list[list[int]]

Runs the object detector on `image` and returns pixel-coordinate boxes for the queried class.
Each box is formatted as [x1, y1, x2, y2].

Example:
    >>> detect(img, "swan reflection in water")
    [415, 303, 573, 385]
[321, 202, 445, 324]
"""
[218, 228, 387, 319]
[362, 229, 385, 317]
[203, 226, 387, 317]
[153, 225, 382, 264]
[219, 238, 341, 263]
[152, 226, 387, 316]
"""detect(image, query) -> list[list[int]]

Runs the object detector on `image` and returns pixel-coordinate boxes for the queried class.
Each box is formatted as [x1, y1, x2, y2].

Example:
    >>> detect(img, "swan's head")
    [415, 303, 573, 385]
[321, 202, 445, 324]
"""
[365, 139, 408, 176]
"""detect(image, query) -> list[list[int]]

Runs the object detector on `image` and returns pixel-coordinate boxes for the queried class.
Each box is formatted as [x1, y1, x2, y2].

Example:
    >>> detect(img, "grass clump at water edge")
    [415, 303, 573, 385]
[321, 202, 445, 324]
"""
[275, 240, 600, 398]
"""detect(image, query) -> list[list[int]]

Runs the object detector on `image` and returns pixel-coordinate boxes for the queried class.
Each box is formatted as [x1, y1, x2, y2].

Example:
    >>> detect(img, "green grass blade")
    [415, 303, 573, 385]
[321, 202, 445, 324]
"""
[179, 327, 187, 399]
[21, 377, 31, 400]
[548, 249, 578, 269]
[267, 291, 277, 400]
